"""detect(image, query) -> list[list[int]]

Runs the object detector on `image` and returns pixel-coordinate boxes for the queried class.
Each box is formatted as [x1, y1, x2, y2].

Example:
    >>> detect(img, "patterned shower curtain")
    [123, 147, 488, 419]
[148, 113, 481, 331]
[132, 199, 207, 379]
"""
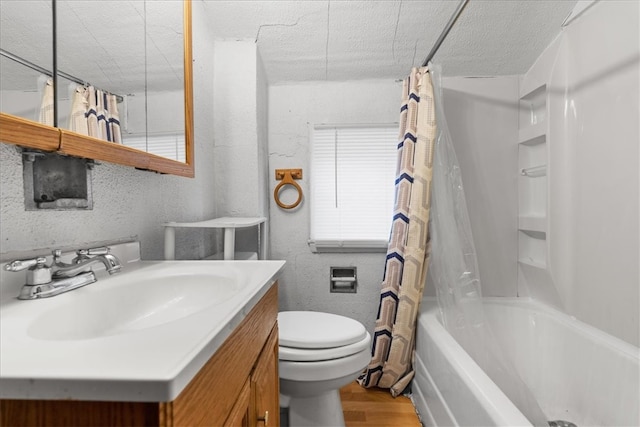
[358, 66, 437, 396]
[107, 93, 122, 144]
[86, 86, 121, 143]
[36, 80, 121, 143]
[69, 86, 89, 135]
[38, 78, 54, 126]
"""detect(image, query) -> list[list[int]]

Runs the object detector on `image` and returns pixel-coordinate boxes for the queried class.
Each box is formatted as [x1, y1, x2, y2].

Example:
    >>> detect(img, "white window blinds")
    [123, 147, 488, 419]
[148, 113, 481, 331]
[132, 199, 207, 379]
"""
[310, 125, 398, 251]
[123, 134, 186, 162]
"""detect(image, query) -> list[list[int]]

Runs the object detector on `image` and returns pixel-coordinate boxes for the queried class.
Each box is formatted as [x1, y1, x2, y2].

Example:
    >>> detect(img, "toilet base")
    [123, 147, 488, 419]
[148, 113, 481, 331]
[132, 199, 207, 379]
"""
[288, 390, 345, 427]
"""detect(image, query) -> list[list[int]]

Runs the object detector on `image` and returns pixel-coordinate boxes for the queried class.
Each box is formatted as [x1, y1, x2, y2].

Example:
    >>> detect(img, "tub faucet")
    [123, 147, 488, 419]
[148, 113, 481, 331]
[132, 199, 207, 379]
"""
[4, 247, 122, 300]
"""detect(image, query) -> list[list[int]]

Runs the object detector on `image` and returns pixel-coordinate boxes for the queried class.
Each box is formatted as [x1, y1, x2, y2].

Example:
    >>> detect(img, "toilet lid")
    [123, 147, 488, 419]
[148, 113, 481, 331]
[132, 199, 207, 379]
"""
[278, 311, 368, 349]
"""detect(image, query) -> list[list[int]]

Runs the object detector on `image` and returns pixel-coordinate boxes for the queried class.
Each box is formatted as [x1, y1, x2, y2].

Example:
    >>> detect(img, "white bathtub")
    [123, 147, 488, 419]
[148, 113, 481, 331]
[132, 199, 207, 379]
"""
[412, 298, 640, 427]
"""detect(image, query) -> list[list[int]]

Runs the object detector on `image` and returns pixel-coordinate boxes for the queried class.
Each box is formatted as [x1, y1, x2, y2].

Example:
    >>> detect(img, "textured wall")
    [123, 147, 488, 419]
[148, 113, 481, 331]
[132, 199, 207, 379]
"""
[0, 1, 217, 262]
[213, 40, 259, 218]
[212, 40, 270, 255]
[256, 52, 270, 257]
[268, 80, 400, 334]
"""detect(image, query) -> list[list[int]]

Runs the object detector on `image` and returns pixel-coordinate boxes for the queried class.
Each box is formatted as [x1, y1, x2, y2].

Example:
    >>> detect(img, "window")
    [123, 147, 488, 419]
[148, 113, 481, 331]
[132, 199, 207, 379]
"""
[123, 133, 186, 162]
[309, 124, 398, 252]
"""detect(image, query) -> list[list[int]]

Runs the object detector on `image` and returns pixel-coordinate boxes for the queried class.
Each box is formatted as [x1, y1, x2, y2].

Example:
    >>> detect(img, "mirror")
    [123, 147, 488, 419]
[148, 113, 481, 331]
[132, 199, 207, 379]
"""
[0, 1, 55, 125]
[0, 0, 193, 177]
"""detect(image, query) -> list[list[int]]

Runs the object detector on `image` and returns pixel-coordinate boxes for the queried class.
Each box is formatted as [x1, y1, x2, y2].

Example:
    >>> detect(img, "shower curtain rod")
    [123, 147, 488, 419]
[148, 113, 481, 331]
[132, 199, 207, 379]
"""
[0, 48, 123, 102]
[422, 0, 470, 66]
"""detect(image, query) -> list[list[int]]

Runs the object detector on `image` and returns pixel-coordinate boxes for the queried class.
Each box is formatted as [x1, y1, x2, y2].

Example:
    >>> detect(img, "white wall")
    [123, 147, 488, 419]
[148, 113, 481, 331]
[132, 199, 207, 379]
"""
[547, 1, 639, 345]
[0, 91, 41, 121]
[257, 53, 270, 256]
[268, 80, 400, 333]
[212, 40, 270, 255]
[268, 76, 518, 333]
[212, 40, 270, 220]
[0, 1, 217, 262]
[439, 76, 520, 297]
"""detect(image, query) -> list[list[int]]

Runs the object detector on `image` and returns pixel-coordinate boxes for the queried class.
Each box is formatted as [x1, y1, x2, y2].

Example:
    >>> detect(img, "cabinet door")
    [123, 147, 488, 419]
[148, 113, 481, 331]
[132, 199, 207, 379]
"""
[251, 326, 279, 427]
[224, 379, 250, 427]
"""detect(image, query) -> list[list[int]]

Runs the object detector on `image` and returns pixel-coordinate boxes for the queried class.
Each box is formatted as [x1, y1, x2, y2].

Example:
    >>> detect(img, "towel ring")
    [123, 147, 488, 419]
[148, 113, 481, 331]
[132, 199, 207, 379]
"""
[274, 169, 303, 210]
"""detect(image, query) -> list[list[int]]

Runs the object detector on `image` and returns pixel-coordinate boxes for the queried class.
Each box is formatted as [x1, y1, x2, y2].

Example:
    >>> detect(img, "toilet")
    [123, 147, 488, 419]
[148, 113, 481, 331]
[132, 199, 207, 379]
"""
[278, 311, 372, 427]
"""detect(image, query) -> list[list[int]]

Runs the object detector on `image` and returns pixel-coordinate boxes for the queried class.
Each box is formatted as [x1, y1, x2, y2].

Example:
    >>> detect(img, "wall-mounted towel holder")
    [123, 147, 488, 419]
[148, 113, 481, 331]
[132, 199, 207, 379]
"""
[274, 168, 303, 210]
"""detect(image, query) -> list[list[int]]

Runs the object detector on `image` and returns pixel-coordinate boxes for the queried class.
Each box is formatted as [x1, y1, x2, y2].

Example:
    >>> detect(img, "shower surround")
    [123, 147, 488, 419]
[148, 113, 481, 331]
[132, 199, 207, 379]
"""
[413, 1, 639, 425]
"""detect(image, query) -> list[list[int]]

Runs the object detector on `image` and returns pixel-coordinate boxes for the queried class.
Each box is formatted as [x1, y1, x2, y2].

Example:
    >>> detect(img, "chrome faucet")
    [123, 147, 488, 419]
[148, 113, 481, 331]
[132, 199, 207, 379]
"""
[4, 247, 122, 300]
[51, 248, 121, 278]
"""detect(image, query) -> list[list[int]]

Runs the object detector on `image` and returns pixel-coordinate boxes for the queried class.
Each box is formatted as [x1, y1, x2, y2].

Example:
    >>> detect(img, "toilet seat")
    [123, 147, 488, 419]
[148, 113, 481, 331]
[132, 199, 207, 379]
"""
[278, 311, 368, 348]
[280, 332, 371, 361]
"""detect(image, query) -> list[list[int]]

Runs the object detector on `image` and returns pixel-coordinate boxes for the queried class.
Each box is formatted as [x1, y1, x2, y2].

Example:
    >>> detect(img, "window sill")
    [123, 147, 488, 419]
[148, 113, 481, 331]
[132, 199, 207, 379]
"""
[308, 240, 388, 253]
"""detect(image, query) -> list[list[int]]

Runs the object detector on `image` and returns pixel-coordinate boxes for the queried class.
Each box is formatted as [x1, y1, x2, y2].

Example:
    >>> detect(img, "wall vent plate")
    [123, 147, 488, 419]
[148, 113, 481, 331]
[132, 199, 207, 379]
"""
[22, 151, 93, 210]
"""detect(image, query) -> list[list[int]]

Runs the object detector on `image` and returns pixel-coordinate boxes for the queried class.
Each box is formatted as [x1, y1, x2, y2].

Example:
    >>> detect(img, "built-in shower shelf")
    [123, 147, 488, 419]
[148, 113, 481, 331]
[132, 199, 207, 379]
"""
[518, 215, 547, 233]
[519, 83, 546, 101]
[518, 258, 547, 270]
[518, 55, 553, 301]
[518, 122, 546, 145]
[521, 164, 547, 177]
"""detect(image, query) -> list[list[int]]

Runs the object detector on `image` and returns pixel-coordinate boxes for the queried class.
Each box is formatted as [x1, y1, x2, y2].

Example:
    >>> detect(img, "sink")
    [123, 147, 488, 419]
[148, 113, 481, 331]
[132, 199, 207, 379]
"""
[1, 256, 286, 401]
[28, 268, 239, 340]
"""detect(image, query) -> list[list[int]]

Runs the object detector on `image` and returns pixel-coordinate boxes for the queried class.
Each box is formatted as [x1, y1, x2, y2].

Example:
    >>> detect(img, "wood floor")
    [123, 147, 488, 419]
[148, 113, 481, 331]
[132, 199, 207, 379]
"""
[340, 381, 422, 427]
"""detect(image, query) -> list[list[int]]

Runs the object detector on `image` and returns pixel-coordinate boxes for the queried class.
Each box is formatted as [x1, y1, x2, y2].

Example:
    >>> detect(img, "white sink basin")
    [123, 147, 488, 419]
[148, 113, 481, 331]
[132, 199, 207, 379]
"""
[28, 270, 239, 340]
[0, 259, 285, 402]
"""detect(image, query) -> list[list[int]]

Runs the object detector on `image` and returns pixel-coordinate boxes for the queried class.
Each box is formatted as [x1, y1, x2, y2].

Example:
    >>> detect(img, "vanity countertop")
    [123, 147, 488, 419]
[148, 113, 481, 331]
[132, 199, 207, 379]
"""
[0, 259, 285, 402]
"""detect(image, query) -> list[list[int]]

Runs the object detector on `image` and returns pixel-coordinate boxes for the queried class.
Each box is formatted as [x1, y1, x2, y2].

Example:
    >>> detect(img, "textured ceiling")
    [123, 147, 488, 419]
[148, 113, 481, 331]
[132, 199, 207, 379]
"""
[0, 0, 578, 92]
[203, 0, 578, 83]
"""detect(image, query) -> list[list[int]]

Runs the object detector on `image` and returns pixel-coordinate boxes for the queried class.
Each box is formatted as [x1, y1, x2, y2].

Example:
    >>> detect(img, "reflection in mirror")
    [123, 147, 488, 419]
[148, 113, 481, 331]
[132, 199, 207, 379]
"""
[0, 0, 192, 176]
[56, 0, 185, 162]
[0, 1, 53, 124]
[143, 0, 186, 162]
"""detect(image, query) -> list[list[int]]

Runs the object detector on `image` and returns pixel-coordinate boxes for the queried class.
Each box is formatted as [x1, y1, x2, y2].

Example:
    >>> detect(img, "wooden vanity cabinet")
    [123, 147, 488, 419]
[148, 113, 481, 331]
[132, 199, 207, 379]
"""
[222, 328, 279, 427]
[0, 283, 280, 427]
[249, 325, 280, 427]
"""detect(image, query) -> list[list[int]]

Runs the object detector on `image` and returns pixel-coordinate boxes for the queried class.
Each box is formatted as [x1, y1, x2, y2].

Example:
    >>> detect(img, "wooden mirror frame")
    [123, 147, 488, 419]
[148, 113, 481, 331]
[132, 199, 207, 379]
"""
[0, 0, 194, 178]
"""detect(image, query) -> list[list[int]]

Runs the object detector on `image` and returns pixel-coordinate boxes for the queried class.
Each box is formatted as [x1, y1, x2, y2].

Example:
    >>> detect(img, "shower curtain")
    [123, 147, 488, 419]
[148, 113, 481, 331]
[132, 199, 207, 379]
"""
[86, 86, 99, 137]
[38, 78, 54, 126]
[69, 85, 89, 135]
[86, 86, 121, 143]
[427, 63, 549, 426]
[107, 93, 122, 144]
[358, 66, 437, 397]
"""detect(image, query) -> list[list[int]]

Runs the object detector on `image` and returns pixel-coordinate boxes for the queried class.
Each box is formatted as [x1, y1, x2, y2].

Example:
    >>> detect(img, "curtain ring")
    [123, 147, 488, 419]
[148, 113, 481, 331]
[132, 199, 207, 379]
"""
[274, 169, 303, 210]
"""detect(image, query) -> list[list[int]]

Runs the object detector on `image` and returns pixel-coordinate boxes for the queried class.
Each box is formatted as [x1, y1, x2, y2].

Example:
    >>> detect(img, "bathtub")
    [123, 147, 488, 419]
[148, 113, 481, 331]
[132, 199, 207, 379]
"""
[412, 298, 639, 427]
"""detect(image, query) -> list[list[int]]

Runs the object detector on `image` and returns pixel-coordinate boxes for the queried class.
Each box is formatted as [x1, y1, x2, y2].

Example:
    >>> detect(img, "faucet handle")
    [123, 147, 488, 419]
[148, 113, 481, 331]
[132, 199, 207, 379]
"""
[5, 257, 52, 285]
[4, 257, 48, 272]
[73, 247, 110, 263]
[77, 247, 111, 257]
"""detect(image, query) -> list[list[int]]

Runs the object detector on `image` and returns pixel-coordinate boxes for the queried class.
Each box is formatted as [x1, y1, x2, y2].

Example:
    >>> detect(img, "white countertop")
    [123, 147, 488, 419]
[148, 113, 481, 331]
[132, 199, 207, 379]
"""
[0, 259, 285, 402]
